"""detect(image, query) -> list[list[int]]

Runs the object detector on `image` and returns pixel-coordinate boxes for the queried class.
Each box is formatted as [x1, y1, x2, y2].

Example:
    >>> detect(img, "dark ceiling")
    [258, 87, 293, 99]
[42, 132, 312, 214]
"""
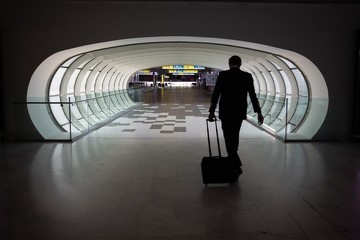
[6, 0, 360, 4]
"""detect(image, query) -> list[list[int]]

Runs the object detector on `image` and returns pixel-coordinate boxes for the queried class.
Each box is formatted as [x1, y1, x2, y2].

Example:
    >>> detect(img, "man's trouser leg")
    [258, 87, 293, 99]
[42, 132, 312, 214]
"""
[221, 119, 243, 168]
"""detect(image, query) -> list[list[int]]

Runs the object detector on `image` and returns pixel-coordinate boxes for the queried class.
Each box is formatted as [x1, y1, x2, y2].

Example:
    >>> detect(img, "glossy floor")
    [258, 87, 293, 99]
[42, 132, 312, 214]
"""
[1, 87, 360, 240]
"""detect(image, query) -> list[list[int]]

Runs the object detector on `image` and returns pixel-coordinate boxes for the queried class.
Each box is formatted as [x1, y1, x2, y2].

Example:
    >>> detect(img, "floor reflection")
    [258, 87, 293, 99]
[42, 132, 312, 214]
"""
[1, 87, 360, 239]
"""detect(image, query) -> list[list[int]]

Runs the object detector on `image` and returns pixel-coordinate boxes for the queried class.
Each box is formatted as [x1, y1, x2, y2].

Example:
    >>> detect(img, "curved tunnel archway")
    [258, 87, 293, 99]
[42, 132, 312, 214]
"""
[27, 36, 328, 140]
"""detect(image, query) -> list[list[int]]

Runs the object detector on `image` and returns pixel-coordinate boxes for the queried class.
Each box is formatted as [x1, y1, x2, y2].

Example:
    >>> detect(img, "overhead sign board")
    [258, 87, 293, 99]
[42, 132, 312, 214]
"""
[162, 65, 205, 70]
[171, 73, 195, 76]
[169, 70, 198, 73]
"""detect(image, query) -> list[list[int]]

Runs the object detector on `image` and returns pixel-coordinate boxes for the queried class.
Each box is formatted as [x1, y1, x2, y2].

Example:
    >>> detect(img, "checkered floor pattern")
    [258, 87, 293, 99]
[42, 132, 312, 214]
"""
[106, 102, 210, 134]
[95, 88, 271, 140]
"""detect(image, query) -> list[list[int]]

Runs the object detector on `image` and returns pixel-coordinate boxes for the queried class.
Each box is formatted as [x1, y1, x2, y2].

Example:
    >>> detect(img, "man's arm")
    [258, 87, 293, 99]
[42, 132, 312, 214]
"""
[208, 73, 222, 121]
[248, 77, 264, 125]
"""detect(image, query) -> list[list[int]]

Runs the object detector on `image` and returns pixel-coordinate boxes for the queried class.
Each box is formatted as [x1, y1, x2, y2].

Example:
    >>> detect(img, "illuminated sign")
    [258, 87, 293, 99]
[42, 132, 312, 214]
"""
[137, 71, 158, 75]
[171, 73, 195, 76]
[137, 70, 152, 75]
[162, 65, 205, 70]
[169, 70, 198, 73]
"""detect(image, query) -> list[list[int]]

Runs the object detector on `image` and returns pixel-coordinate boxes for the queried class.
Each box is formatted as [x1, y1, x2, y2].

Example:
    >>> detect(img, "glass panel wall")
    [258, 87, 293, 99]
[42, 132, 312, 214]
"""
[14, 89, 146, 141]
[244, 55, 311, 141]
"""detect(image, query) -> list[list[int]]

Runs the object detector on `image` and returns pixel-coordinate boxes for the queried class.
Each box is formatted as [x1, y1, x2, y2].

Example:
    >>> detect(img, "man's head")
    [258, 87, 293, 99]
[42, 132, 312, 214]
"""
[229, 55, 242, 67]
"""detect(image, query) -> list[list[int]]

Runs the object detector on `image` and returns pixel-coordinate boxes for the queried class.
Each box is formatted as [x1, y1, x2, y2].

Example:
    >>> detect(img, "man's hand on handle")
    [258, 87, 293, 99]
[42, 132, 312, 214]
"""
[208, 112, 216, 122]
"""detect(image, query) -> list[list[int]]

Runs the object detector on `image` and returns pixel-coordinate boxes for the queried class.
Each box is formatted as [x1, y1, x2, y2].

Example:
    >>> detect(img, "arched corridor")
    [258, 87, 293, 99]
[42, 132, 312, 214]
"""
[27, 37, 328, 141]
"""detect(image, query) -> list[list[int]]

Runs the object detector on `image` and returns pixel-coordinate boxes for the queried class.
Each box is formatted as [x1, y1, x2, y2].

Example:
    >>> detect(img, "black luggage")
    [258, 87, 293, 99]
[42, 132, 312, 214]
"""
[201, 119, 239, 186]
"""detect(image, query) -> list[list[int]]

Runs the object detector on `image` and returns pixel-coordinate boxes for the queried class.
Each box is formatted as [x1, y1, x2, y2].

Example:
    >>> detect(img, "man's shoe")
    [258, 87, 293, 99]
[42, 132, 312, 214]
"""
[229, 154, 242, 166]
[234, 167, 243, 181]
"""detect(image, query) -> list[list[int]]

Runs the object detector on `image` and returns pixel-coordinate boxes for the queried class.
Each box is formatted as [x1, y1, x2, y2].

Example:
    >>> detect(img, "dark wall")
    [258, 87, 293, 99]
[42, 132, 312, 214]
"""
[1, 1, 360, 141]
[0, 30, 3, 142]
[354, 30, 360, 139]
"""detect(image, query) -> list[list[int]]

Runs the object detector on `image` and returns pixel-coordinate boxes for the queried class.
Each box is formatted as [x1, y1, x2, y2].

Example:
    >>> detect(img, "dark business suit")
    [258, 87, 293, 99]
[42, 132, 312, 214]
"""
[209, 67, 261, 168]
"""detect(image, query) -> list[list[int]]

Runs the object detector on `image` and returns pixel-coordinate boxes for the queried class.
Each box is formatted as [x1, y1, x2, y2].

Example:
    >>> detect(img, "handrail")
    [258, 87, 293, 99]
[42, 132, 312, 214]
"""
[12, 87, 149, 105]
[258, 96, 287, 104]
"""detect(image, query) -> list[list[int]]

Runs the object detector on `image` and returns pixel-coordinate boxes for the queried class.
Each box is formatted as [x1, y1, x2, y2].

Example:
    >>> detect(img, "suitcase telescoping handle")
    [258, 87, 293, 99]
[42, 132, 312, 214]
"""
[206, 118, 222, 158]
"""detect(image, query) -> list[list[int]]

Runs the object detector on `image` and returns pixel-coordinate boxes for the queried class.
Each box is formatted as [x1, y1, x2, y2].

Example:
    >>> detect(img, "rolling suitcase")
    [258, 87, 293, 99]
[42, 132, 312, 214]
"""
[201, 119, 238, 186]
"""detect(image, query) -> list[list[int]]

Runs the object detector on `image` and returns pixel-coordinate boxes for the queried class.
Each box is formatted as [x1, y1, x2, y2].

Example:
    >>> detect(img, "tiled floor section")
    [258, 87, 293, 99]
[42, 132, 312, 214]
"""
[1, 87, 360, 240]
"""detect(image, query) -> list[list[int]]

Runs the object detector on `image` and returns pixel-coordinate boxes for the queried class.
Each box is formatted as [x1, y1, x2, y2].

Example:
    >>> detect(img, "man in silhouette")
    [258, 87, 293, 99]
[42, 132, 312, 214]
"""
[208, 55, 264, 175]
